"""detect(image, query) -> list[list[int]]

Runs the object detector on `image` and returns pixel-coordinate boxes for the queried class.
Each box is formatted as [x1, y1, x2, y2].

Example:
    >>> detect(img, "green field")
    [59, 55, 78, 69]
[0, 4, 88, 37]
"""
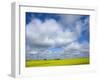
[26, 57, 89, 67]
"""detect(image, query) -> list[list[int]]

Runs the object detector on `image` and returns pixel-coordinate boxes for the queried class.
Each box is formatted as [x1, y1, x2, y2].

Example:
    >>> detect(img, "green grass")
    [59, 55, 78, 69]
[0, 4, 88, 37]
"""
[26, 57, 89, 67]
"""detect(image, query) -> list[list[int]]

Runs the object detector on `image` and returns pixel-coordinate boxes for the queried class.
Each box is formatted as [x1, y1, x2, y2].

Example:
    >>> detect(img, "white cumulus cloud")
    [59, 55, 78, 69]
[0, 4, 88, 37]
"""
[26, 14, 89, 60]
[26, 18, 78, 53]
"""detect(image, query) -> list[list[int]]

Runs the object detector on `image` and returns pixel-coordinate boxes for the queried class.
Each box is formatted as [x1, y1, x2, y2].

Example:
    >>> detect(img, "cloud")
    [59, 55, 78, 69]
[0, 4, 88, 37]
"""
[26, 14, 89, 59]
[64, 41, 89, 51]
[64, 41, 89, 57]
[59, 15, 89, 37]
[60, 15, 81, 24]
[26, 18, 78, 53]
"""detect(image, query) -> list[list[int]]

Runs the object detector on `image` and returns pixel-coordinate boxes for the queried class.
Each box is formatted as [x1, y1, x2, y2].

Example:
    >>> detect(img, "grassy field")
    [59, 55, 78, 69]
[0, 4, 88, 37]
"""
[26, 57, 89, 67]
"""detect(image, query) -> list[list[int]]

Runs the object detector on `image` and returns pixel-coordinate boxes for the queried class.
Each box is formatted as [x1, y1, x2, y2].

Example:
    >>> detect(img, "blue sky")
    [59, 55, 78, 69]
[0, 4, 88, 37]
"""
[25, 12, 89, 60]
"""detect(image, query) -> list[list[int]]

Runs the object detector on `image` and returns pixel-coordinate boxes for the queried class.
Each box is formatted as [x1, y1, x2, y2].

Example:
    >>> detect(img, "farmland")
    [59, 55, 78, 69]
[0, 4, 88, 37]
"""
[26, 57, 89, 67]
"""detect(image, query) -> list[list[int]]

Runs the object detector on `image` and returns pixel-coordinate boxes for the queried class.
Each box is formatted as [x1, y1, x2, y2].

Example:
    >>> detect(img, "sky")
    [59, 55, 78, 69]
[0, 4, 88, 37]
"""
[25, 12, 89, 60]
